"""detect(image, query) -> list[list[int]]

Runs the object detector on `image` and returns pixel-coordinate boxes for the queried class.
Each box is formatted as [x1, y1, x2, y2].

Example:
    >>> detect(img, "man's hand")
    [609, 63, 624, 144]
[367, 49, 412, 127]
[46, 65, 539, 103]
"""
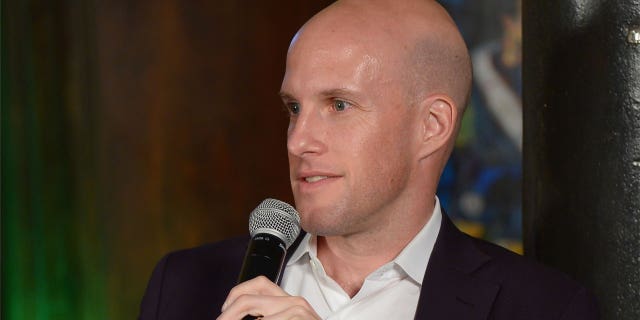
[217, 276, 321, 320]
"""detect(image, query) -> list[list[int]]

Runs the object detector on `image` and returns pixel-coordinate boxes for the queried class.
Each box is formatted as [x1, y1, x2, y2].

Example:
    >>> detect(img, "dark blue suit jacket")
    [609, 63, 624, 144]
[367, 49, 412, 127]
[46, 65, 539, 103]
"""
[139, 214, 598, 319]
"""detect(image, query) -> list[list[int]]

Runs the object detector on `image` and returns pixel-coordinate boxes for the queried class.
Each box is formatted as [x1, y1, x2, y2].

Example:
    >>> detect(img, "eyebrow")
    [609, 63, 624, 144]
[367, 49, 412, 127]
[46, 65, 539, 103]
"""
[278, 91, 295, 101]
[278, 88, 358, 101]
[319, 88, 357, 98]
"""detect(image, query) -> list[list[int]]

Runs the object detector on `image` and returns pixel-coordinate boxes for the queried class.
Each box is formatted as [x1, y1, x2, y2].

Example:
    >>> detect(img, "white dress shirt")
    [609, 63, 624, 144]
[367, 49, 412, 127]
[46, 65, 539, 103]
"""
[280, 198, 442, 320]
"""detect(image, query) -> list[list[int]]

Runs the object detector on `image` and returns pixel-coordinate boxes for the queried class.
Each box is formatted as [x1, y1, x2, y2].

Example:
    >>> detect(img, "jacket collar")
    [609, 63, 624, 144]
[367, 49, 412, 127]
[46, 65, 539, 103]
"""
[277, 231, 307, 285]
[282, 211, 501, 320]
[414, 212, 500, 320]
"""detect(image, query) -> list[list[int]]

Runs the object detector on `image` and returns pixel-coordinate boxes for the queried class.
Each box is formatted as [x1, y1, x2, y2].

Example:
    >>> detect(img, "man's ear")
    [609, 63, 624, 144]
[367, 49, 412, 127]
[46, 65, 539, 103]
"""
[417, 94, 457, 159]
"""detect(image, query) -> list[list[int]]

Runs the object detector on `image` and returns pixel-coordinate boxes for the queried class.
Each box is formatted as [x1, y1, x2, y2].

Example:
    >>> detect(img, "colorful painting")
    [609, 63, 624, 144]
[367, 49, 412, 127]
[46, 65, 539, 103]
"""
[438, 0, 523, 253]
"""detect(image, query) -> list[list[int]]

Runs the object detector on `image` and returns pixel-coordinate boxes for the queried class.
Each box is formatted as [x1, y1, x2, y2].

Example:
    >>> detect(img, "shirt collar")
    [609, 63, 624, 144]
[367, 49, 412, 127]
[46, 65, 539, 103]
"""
[287, 232, 315, 266]
[286, 197, 443, 285]
[393, 197, 442, 285]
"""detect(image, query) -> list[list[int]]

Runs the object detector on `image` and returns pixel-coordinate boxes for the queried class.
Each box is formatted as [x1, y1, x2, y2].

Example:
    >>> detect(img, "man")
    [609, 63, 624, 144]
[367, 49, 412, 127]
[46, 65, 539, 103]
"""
[139, 1, 598, 319]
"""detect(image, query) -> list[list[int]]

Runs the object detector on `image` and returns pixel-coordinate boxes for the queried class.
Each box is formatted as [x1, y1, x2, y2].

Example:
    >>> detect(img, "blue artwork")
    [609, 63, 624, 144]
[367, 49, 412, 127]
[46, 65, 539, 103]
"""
[437, 0, 523, 252]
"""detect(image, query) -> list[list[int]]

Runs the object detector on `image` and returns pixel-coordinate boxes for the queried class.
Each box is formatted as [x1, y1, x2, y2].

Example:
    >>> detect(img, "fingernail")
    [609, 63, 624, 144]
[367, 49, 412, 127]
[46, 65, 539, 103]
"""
[221, 301, 228, 312]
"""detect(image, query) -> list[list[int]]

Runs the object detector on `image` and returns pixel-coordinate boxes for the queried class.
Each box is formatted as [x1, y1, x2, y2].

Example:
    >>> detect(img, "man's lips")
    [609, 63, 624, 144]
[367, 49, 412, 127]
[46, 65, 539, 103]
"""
[293, 172, 341, 195]
[295, 171, 341, 184]
[304, 175, 330, 183]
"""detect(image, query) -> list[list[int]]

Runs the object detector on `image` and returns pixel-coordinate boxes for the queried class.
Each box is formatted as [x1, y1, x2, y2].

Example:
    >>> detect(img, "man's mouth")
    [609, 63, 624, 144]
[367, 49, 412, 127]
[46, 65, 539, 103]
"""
[304, 176, 329, 183]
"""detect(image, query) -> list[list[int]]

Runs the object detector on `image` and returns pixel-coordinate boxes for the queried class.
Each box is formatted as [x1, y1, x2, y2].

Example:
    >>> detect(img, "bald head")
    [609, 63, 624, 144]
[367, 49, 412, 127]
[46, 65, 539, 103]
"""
[282, 0, 472, 235]
[289, 0, 472, 113]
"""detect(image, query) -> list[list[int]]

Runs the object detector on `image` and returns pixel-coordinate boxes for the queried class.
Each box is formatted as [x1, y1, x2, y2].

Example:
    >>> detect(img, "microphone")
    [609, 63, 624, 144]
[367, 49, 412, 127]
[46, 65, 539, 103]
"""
[238, 198, 302, 284]
[238, 199, 301, 320]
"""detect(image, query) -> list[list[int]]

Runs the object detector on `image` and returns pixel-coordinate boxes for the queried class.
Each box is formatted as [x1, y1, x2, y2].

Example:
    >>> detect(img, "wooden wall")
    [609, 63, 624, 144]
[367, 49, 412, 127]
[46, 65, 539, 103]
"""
[2, 1, 334, 318]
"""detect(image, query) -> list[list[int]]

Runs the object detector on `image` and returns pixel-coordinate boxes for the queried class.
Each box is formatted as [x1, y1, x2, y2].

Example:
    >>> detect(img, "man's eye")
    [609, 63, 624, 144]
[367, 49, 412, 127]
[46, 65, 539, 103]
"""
[287, 102, 301, 115]
[333, 100, 351, 112]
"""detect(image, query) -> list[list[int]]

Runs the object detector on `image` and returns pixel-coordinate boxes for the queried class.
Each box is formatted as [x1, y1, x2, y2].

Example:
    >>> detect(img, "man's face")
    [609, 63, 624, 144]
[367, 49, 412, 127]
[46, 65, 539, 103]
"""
[280, 32, 422, 236]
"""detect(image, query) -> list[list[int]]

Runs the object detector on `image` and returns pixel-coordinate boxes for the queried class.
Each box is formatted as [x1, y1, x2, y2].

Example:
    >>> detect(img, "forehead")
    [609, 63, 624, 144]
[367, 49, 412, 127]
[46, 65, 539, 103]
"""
[281, 27, 405, 97]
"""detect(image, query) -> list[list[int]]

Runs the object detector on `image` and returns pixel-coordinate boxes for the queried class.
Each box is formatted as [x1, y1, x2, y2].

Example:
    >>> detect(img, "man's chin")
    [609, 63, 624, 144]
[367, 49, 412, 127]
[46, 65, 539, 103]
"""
[299, 213, 330, 235]
[294, 198, 349, 233]
[301, 225, 343, 237]
[299, 215, 349, 237]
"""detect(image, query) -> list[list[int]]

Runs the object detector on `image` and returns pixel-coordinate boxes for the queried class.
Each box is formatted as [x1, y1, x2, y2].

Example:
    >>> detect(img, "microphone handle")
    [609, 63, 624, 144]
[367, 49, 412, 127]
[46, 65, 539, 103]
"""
[238, 233, 287, 283]
[238, 233, 287, 320]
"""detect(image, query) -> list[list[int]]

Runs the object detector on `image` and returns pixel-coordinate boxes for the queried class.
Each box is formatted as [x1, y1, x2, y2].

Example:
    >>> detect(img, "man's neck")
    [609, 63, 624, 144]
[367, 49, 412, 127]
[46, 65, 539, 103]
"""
[315, 204, 434, 297]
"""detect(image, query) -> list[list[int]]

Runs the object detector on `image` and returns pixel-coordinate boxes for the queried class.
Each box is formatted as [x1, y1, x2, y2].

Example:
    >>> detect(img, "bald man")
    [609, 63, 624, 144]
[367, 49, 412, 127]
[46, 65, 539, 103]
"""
[139, 1, 598, 319]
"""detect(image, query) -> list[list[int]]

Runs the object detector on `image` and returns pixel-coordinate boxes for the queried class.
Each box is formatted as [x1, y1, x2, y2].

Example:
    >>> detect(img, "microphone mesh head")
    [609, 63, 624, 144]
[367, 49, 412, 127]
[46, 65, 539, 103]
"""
[249, 198, 301, 249]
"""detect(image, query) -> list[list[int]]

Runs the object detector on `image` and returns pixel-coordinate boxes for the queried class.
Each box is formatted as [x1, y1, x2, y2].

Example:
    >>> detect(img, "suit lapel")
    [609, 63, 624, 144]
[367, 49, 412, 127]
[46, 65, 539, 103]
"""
[414, 213, 500, 320]
[276, 231, 307, 285]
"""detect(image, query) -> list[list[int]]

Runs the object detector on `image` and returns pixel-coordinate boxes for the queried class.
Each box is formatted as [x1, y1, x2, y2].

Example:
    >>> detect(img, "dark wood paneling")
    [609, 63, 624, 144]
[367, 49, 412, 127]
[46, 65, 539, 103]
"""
[93, 1, 334, 316]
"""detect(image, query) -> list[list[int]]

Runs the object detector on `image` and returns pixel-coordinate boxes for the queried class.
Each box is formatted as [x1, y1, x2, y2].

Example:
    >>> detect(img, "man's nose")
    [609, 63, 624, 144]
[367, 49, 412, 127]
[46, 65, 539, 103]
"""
[287, 109, 325, 157]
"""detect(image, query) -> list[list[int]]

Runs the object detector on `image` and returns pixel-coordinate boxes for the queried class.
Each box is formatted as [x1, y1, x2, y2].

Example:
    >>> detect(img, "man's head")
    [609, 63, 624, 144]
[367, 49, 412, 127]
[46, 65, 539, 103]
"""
[280, 0, 471, 236]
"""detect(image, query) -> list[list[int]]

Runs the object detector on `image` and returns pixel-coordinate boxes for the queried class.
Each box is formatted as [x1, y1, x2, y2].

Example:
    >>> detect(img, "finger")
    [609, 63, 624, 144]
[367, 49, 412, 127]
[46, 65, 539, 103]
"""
[222, 276, 287, 312]
[261, 304, 321, 320]
[217, 294, 264, 320]
[222, 276, 288, 312]
[218, 295, 316, 320]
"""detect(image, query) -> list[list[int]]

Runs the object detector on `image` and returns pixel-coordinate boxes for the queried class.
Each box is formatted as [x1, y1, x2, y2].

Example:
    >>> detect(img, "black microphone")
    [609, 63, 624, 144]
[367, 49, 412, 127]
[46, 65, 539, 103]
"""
[238, 199, 301, 320]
